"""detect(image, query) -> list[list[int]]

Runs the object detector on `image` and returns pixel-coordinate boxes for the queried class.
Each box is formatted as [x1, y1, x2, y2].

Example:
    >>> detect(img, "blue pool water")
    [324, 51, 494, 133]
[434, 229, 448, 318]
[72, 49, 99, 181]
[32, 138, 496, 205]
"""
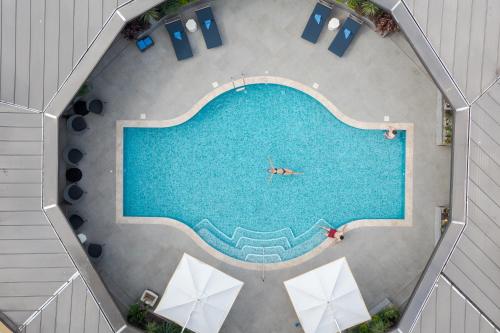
[123, 84, 406, 263]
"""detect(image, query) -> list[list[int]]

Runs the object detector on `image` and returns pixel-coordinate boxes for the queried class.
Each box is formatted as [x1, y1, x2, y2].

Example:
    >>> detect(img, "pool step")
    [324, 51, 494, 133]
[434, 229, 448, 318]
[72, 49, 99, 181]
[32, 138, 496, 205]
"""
[236, 236, 291, 250]
[194, 219, 332, 263]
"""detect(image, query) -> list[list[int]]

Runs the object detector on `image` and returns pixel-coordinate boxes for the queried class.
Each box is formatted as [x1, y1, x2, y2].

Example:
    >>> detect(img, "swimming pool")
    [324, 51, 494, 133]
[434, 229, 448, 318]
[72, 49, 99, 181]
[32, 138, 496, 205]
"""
[121, 81, 409, 264]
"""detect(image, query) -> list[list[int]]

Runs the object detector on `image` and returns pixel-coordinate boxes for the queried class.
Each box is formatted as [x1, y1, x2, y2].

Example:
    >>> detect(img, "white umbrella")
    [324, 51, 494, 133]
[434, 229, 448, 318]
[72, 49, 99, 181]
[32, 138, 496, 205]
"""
[284, 257, 370, 333]
[154, 253, 244, 333]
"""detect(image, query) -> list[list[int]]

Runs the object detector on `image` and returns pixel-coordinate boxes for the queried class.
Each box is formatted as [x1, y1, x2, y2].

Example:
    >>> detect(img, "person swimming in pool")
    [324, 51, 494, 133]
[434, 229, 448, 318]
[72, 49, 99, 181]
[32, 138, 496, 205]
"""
[267, 157, 302, 182]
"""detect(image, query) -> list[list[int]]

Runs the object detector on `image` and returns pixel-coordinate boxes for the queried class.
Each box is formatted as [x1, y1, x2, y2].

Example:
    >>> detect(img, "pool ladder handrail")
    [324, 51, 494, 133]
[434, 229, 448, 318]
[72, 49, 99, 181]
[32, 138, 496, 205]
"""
[230, 73, 246, 91]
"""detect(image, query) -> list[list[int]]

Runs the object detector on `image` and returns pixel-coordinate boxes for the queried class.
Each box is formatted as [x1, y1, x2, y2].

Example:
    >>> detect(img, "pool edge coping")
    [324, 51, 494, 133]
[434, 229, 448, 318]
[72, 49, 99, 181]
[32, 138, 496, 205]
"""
[115, 76, 414, 271]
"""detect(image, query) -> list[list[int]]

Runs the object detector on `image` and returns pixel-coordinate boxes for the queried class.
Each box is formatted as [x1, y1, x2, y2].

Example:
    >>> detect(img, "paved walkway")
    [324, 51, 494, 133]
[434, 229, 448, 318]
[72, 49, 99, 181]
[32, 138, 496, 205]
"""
[65, 0, 451, 331]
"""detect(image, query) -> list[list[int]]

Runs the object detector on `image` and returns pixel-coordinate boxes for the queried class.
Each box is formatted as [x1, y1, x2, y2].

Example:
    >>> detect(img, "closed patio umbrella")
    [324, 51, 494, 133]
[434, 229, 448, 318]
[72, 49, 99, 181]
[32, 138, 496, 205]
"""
[154, 253, 244, 333]
[284, 257, 370, 333]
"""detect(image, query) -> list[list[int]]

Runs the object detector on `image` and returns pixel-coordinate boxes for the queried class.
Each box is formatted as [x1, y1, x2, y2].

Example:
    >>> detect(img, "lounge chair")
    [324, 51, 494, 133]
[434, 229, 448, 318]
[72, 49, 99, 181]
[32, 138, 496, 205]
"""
[196, 6, 222, 49]
[328, 16, 362, 57]
[165, 19, 193, 60]
[301, 2, 332, 44]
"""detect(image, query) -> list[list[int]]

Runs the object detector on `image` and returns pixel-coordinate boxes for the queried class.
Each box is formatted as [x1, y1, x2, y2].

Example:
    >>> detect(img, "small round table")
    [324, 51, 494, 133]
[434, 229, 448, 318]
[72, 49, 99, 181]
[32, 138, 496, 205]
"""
[77, 233, 87, 244]
[328, 18, 340, 31]
[186, 19, 198, 33]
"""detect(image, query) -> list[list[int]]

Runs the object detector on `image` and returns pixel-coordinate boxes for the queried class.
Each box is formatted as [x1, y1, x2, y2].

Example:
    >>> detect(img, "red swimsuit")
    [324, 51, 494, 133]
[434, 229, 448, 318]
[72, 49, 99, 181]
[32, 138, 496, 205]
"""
[327, 229, 337, 238]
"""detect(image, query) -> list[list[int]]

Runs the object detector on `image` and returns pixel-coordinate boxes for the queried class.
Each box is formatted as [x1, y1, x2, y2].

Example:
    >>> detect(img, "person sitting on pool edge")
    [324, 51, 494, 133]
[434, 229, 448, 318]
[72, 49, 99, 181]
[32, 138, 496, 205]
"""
[319, 226, 344, 241]
[385, 126, 397, 140]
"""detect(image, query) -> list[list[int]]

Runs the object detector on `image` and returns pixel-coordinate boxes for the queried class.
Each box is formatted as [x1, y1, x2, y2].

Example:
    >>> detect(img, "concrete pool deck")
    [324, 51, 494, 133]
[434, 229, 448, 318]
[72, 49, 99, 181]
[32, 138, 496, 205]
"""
[64, 0, 450, 331]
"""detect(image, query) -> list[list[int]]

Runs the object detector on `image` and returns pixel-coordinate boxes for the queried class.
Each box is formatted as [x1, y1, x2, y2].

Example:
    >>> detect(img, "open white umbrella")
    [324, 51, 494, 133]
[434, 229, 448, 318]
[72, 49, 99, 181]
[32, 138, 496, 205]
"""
[284, 257, 370, 333]
[154, 253, 244, 333]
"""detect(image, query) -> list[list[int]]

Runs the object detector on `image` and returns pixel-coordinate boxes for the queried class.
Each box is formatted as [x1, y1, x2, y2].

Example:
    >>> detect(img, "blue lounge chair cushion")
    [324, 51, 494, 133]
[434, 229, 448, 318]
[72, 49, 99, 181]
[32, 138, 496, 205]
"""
[314, 14, 322, 24]
[173, 31, 182, 40]
[204, 19, 212, 30]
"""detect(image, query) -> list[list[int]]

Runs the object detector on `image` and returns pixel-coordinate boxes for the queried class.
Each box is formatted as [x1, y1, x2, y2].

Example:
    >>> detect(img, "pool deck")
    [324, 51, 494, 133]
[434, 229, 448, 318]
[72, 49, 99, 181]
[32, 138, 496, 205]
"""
[65, 0, 450, 331]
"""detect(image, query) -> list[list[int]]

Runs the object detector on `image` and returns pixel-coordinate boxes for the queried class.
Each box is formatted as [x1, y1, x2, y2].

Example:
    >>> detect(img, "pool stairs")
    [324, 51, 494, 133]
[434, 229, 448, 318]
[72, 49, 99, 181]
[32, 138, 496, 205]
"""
[193, 219, 331, 263]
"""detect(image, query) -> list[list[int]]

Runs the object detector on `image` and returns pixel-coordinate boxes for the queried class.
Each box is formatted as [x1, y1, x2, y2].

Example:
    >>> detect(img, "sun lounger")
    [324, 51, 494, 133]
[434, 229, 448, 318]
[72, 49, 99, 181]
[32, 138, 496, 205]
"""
[165, 19, 193, 60]
[196, 6, 222, 49]
[301, 2, 332, 44]
[328, 16, 362, 57]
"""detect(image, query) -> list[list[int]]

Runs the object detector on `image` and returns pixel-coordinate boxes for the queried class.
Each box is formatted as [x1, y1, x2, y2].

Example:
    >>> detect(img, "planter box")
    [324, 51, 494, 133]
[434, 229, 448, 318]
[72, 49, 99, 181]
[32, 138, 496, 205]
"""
[140, 289, 159, 308]
[436, 92, 453, 146]
[435, 206, 450, 244]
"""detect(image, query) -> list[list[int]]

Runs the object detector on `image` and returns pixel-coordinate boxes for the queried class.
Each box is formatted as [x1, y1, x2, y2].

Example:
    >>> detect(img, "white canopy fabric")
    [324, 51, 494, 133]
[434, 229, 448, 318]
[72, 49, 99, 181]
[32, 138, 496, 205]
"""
[154, 253, 244, 333]
[284, 257, 370, 333]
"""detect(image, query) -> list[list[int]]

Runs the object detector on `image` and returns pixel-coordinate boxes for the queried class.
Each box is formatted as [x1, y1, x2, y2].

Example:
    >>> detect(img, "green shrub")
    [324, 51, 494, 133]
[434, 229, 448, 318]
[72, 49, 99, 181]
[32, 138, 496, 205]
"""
[346, 0, 363, 10]
[361, 1, 380, 17]
[145, 321, 160, 333]
[379, 306, 400, 327]
[157, 0, 195, 17]
[127, 303, 147, 328]
[76, 83, 91, 97]
[370, 319, 388, 333]
[346, 306, 400, 332]
[358, 323, 370, 333]
[140, 8, 161, 23]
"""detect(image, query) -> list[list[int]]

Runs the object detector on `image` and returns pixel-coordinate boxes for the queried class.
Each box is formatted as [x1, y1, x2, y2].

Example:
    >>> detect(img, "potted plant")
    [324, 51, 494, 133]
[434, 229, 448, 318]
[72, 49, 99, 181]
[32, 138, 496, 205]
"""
[375, 12, 399, 37]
